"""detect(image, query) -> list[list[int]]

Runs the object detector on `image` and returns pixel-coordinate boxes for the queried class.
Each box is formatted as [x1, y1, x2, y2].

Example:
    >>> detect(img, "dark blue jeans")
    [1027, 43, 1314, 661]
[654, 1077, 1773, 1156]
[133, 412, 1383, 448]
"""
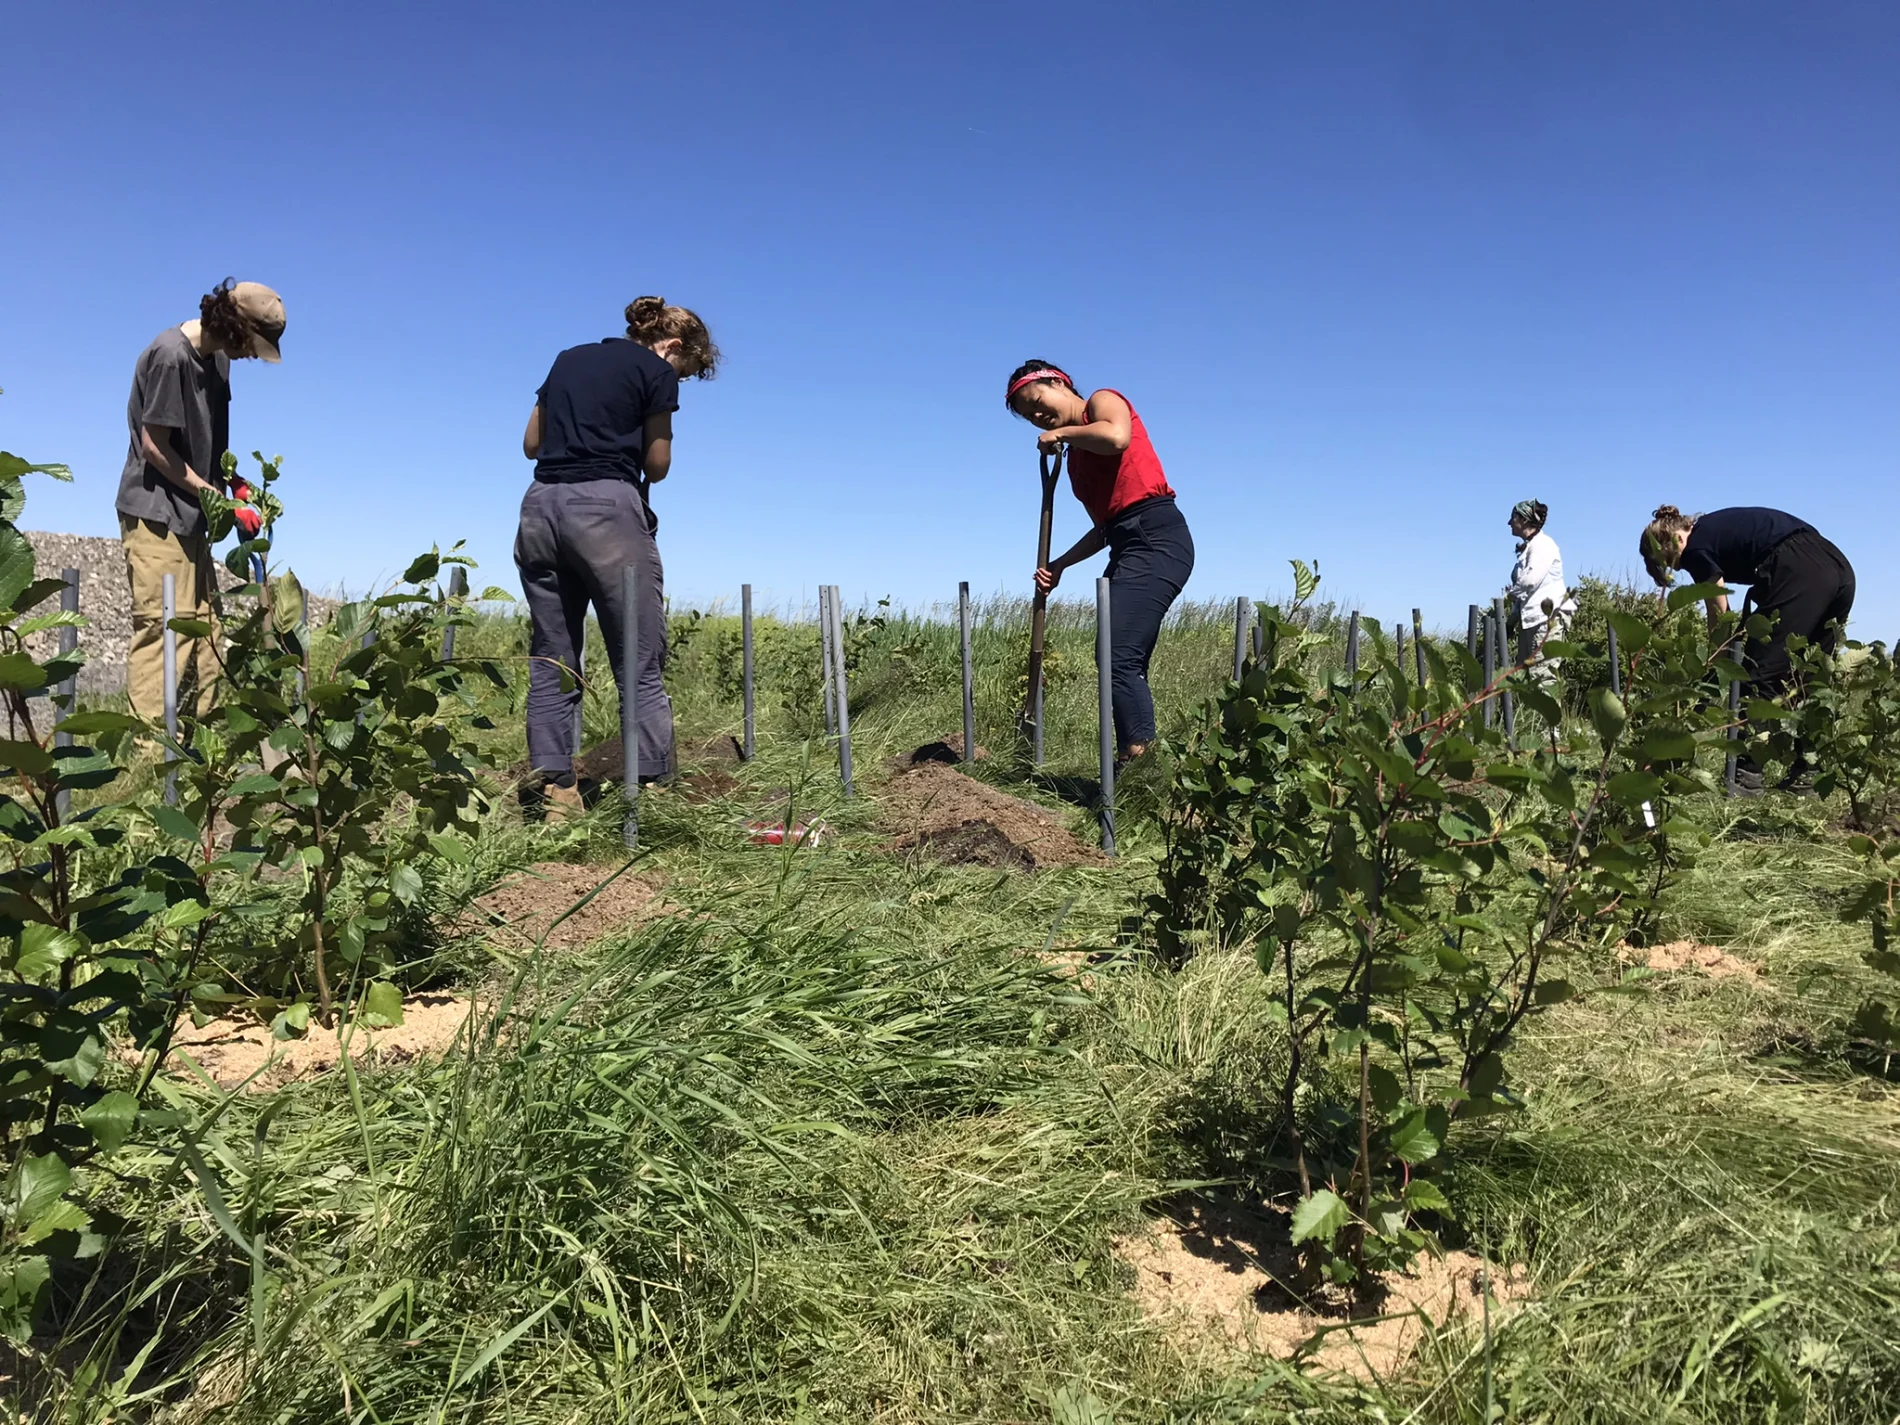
[514, 479, 674, 783]
[1102, 495, 1195, 751]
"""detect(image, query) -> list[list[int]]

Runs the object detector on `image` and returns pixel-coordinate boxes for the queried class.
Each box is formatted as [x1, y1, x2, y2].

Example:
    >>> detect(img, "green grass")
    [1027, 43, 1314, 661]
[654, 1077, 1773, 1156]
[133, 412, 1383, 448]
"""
[16, 599, 1900, 1423]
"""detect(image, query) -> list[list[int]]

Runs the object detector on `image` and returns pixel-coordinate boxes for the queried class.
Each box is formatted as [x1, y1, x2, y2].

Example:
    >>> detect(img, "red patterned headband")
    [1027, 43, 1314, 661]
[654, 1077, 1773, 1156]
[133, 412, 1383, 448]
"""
[1006, 368, 1072, 404]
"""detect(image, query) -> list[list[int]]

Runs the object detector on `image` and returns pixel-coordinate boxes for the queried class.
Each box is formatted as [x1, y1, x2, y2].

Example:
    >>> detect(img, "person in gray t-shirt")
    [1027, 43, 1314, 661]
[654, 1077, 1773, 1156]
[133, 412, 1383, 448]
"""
[117, 279, 285, 719]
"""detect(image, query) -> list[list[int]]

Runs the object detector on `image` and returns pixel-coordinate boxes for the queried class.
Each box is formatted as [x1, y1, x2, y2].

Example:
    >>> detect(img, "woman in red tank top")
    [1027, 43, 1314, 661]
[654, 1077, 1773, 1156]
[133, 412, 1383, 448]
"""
[1007, 360, 1195, 762]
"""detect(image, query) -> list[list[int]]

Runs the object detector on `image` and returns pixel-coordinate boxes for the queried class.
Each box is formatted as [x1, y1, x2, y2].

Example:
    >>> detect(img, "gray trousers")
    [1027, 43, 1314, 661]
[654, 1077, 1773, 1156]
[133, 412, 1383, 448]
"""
[514, 479, 674, 782]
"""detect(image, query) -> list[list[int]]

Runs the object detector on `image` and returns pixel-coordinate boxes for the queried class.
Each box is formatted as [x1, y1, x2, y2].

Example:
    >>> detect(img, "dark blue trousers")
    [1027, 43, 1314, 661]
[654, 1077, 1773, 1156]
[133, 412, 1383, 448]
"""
[1101, 496, 1195, 750]
[514, 478, 674, 783]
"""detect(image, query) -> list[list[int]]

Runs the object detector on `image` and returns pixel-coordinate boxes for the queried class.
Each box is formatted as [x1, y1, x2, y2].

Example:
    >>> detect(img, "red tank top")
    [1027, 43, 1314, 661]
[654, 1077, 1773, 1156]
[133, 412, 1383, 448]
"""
[1064, 390, 1174, 527]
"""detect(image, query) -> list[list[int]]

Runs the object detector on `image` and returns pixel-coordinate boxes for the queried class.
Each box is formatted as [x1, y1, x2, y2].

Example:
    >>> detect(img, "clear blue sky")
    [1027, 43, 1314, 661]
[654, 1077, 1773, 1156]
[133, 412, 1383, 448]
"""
[4, 2, 1896, 635]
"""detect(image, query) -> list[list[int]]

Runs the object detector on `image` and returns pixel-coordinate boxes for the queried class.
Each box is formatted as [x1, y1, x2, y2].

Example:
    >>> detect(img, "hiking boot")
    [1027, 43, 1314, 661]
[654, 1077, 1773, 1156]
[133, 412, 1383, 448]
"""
[543, 780, 586, 822]
[1731, 765, 1765, 798]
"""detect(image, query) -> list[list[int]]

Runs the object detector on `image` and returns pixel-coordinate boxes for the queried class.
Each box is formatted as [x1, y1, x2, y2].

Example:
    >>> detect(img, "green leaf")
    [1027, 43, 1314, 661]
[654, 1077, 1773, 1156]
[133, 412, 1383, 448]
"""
[10, 1153, 71, 1222]
[1637, 729, 1698, 763]
[1290, 1188, 1350, 1247]
[0, 452, 74, 482]
[271, 569, 306, 635]
[150, 804, 199, 841]
[1402, 1178, 1452, 1213]
[162, 899, 212, 929]
[1388, 1108, 1442, 1164]
[428, 831, 471, 865]
[80, 1091, 140, 1154]
[14, 923, 85, 980]
[390, 863, 424, 905]
[0, 652, 48, 691]
[403, 550, 441, 584]
[1607, 610, 1651, 652]
[1607, 771, 1664, 806]
[361, 980, 404, 1029]
[1668, 580, 1727, 612]
[0, 524, 38, 611]
[166, 617, 213, 638]
[0, 739, 53, 776]
[1533, 978, 1579, 1005]
[1589, 689, 1626, 746]
[55, 711, 142, 736]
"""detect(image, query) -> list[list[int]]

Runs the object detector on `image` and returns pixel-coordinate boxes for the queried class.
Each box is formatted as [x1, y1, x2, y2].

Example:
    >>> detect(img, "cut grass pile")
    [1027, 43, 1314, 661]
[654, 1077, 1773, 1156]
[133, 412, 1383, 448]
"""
[14, 607, 1900, 1422]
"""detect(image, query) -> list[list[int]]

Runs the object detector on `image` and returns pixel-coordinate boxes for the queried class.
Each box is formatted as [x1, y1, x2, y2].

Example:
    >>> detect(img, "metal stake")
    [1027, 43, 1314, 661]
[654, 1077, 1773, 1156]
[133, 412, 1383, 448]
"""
[1607, 624, 1622, 697]
[53, 568, 78, 824]
[162, 573, 178, 805]
[439, 566, 467, 661]
[1346, 611, 1361, 676]
[1725, 640, 1745, 796]
[1466, 603, 1481, 660]
[827, 585, 854, 798]
[1498, 614, 1516, 750]
[959, 581, 975, 764]
[1481, 604, 1496, 730]
[1412, 607, 1426, 689]
[1097, 576, 1116, 856]
[622, 562, 640, 848]
[1233, 595, 1249, 681]
[741, 583, 755, 761]
[819, 587, 837, 736]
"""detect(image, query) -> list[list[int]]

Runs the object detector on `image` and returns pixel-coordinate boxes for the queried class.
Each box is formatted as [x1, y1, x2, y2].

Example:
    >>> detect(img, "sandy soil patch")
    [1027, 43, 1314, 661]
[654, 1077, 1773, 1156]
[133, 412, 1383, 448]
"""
[467, 861, 668, 949]
[1117, 1202, 1527, 1383]
[167, 992, 473, 1091]
[880, 762, 1108, 871]
[1620, 939, 1762, 982]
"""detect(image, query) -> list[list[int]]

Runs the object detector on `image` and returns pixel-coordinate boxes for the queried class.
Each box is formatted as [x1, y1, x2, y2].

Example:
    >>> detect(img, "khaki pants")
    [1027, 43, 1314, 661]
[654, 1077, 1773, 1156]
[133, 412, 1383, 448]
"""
[120, 516, 222, 721]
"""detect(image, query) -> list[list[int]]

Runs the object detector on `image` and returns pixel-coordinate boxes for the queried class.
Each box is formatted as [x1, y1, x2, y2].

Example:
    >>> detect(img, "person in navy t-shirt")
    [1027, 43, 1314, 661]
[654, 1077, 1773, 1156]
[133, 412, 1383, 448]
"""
[1640, 503, 1855, 793]
[516, 296, 720, 818]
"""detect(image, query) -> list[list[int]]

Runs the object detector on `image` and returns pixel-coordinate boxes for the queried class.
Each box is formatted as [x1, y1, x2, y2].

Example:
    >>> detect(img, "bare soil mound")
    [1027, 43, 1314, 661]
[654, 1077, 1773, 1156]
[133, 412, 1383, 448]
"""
[568, 732, 743, 785]
[895, 734, 989, 770]
[880, 762, 1108, 871]
[467, 861, 668, 949]
[1620, 939, 1762, 982]
[1117, 1202, 1528, 1383]
[167, 993, 473, 1091]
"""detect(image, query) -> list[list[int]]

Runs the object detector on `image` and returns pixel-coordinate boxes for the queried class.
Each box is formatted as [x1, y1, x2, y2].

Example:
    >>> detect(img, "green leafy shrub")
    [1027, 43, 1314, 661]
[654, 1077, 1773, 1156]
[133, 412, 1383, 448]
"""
[1149, 563, 1731, 1286]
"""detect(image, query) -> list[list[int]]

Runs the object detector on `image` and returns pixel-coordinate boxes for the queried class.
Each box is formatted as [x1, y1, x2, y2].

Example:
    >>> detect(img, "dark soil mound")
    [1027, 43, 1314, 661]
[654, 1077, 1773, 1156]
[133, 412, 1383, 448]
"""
[572, 732, 742, 785]
[880, 762, 1108, 871]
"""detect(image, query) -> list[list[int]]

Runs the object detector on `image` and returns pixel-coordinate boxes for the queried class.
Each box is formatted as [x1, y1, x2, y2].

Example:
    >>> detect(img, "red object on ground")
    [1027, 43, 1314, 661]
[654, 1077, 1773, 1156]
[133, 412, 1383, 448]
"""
[745, 820, 827, 847]
[233, 506, 263, 538]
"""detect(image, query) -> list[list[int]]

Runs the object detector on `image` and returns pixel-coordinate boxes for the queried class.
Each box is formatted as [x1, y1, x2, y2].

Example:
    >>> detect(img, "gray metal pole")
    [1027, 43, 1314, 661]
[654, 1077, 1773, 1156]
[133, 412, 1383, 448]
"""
[1725, 639, 1744, 796]
[1498, 614, 1516, 749]
[1395, 622, 1405, 679]
[1412, 607, 1426, 689]
[1607, 624, 1622, 697]
[1481, 604, 1496, 730]
[1346, 611, 1361, 676]
[1097, 575, 1115, 856]
[439, 566, 467, 661]
[1233, 595, 1249, 681]
[741, 583, 755, 761]
[1252, 617, 1265, 661]
[162, 573, 178, 805]
[1466, 603, 1480, 659]
[827, 586, 854, 798]
[53, 568, 78, 823]
[819, 587, 837, 736]
[958, 581, 975, 764]
[621, 562, 640, 848]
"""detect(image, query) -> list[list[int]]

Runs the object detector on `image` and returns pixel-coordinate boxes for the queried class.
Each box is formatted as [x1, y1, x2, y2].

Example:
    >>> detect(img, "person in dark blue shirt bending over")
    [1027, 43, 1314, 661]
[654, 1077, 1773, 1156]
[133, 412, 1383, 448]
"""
[1640, 503, 1855, 794]
[517, 296, 720, 818]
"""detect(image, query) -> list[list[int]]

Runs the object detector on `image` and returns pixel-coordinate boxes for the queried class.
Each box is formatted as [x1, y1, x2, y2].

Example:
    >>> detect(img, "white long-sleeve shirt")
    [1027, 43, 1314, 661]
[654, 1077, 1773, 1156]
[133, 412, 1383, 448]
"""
[1510, 531, 1576, 629]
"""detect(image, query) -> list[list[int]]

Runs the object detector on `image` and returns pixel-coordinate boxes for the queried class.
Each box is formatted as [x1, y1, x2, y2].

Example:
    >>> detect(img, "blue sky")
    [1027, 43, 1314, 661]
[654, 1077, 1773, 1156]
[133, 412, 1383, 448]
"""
[3, 2, 1896, 635]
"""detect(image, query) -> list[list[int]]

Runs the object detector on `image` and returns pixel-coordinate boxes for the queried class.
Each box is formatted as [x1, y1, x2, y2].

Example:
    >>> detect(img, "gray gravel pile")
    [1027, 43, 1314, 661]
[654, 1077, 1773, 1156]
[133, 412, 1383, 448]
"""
[18, 530, 336, 695]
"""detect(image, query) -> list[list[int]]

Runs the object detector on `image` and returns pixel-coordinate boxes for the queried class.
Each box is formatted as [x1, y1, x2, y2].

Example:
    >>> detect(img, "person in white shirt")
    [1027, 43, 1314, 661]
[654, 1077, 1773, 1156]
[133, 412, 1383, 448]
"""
[1507, 499, 1575, 677]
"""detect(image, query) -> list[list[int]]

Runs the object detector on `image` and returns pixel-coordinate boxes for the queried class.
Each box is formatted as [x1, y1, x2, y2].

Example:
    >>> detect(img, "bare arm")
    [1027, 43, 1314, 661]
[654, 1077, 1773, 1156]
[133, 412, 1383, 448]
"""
[522, 405, 543, 459]
[642, 410, 673, 483]
[1037, 390, 1133, 456]
[139, 425, 219, 497]
[1035, 525, 1109, 593]
[1706, 582, 1729, 633]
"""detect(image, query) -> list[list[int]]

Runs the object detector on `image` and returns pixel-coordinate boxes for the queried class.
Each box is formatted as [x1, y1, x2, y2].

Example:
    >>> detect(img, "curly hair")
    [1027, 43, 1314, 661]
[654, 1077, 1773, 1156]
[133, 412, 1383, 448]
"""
[1005, 359, 1074, 413]
[1639, 504, 1696, 587]
[200, 278, 255, 357]
[625, 296, 720, 379]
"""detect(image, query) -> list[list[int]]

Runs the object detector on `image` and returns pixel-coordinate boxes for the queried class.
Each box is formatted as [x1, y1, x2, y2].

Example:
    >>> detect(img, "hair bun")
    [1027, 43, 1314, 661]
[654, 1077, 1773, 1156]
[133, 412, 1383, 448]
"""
[1652, 503, 1682, 521]
[625, 295, 666, 327]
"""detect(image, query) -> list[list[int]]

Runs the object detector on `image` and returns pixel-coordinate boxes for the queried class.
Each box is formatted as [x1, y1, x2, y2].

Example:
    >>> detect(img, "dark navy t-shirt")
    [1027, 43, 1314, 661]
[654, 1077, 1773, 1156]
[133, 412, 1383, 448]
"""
[533, 339, 680, 485]
[1680, 507, 1813, 586]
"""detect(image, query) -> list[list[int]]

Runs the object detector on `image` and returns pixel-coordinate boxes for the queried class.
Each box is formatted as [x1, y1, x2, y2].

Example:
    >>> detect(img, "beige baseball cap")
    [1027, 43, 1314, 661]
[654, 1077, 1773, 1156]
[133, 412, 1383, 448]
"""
[232, 281, 286, 362]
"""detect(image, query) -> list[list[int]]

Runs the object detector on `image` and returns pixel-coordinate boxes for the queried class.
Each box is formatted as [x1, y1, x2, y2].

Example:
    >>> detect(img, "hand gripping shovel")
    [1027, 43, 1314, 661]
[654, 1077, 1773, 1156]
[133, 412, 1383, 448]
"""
[1020, 445, 1061, 762]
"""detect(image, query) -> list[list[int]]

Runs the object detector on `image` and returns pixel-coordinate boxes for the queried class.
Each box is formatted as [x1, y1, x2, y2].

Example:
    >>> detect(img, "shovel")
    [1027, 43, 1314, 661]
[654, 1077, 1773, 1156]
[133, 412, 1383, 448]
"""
[1021, 445, 1062, 763]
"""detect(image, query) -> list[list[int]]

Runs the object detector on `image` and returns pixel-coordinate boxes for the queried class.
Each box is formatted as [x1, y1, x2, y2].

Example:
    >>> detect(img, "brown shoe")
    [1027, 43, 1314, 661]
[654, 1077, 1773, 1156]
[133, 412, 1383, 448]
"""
[543, 781, 585, 822]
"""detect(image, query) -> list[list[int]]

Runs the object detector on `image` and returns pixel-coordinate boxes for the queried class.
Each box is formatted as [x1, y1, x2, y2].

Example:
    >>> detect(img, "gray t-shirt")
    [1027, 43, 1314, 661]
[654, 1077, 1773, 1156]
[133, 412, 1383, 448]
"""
[117, 326, 230, 536]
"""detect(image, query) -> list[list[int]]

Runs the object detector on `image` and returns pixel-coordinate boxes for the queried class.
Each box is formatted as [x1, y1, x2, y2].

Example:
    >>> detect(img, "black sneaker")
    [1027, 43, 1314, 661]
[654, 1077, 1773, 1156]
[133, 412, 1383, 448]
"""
[1731, 766, 1765, 797]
